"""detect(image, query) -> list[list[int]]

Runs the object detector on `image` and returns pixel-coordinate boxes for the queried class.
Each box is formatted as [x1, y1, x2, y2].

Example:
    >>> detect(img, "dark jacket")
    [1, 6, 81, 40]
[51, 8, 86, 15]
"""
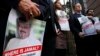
[69, 13, 82, 36]
[1, 0, 61, 56]
[69, 13, 83, 44]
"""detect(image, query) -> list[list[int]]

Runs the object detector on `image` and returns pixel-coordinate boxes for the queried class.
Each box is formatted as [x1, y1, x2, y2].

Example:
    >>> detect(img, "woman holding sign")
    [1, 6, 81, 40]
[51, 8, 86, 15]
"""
[54, 1, 67, 56]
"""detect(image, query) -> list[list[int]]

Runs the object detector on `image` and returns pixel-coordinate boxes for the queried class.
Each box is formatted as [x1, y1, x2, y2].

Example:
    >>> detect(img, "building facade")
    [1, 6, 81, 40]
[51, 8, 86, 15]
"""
[71, 0, 100, 17]
[85, 0, 100, 17]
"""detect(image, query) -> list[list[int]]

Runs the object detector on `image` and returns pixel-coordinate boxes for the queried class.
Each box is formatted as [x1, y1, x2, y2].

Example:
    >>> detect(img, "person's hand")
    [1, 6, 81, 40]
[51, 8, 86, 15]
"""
[96, 29, 100, 34]
[79, 32, 85, 38]
[56, 29, 63, 35]
[56, 29, 60, 35]
[18, 0, 41, 19]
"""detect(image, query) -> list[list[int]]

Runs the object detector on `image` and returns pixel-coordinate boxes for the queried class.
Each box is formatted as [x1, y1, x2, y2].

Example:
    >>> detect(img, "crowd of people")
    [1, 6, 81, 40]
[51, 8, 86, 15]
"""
[69, 3, 100, 56]
[0, 0, 100, 56]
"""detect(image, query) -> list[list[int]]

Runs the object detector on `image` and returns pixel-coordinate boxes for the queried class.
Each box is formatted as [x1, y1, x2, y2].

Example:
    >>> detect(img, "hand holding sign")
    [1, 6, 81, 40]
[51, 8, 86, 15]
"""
[79, 32, 85, 38]
[18, 0, 41, 19]
[96, 29, 100, 34]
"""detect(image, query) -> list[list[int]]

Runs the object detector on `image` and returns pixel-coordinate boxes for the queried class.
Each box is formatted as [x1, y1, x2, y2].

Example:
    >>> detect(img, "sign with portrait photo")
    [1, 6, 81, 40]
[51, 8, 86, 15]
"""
[3, 8, 46, 56]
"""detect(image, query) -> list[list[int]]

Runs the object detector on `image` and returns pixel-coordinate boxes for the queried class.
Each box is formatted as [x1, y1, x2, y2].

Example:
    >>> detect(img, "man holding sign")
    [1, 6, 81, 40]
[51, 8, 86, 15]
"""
[69, 3, 99, 56]
[69, 3, 86, 56]
[86, 9, 100, 56]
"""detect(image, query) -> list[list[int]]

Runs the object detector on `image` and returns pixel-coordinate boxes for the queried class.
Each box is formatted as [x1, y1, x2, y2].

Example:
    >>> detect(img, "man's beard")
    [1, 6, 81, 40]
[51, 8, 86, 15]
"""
[88, 14, 94, 16]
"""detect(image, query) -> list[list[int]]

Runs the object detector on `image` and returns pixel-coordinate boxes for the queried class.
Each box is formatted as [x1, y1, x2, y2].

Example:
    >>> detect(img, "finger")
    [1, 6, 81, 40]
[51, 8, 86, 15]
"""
[31, 8, 39, 16]
[33, 2, 39, 7]
[29, 8, 34, 17]
[29, 5, 37, 16]
[32, 3, 41, 15]
[35, 7, 41, 16]
[31, 6, 41, 16]
[23, 9, 32, 20]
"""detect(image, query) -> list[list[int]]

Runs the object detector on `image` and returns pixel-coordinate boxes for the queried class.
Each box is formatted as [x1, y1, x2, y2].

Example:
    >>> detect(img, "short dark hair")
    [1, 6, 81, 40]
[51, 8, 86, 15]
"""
[17, 16, 31, 26]
[17, 16, 27, 23]
[73, 3, 81, 9]
[86, 9, 94, 14]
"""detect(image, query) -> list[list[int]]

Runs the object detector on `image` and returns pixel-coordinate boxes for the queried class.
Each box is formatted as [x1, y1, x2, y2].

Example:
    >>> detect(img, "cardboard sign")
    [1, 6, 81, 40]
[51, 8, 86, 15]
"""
[3, 9, 46, 56]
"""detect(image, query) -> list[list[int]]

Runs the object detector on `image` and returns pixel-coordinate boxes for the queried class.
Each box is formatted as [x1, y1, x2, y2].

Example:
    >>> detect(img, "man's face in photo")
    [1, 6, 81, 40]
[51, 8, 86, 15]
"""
[18, 21, 31, 39]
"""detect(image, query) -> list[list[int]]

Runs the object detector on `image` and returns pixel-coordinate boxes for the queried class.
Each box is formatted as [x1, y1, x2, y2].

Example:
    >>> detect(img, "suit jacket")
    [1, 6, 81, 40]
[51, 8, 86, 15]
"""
[2, 0, 61, 56]
[69, 13, 83, 43]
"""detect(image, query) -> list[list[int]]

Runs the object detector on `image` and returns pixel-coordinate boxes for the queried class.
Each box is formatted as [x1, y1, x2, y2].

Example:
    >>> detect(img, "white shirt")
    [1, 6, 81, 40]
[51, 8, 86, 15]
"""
[5, 35, 42, 56]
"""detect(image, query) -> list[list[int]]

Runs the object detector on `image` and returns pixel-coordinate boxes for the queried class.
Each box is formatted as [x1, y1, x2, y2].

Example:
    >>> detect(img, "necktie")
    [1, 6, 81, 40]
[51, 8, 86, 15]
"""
[90, 18, 95, 24]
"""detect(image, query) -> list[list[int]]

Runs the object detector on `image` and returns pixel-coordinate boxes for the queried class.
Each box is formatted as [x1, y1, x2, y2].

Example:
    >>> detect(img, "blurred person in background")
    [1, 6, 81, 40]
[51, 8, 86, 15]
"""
[86, 9, 100, 56]
[54, 0, 67, 56]
[69, 3, 86, 56]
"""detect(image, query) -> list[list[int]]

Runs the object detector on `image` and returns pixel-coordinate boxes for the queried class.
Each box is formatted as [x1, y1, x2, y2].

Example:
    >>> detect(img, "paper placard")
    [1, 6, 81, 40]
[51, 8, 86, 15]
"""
[82, 20, 97, 36]
[56, 10, 70, 31]
[94, 22, 100, 30]
[3, 8, 46, 56]
[78, 16, 88, 25]
[93, 17, 100, 30]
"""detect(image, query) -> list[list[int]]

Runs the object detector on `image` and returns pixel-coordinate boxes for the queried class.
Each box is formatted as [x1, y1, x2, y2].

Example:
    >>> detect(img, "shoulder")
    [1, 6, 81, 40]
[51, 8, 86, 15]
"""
[5, 38, 17, 51]
[31, 37, 41, 45]
[69, 13, 76, 18]
[8, 38, 18, 44]
[69, 14, 76, 21]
